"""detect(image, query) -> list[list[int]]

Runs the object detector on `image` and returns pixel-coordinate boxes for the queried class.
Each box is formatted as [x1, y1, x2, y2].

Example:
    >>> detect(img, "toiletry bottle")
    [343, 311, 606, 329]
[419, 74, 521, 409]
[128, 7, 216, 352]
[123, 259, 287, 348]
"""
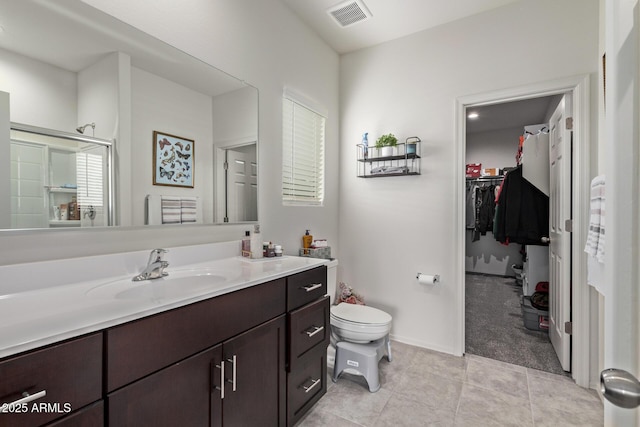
[250, 225, 263, 259]
[267, 242, 275, 258]
[362, 132, 369, 159]
[275, 245, 283, 257]
[302, 230, 313, 249]
[242, 231, 251, 257]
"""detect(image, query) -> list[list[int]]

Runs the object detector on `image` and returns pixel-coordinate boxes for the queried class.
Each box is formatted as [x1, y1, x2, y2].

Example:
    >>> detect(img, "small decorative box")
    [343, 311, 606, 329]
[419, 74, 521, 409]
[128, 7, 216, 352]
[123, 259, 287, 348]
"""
[299, 247, 332, 259]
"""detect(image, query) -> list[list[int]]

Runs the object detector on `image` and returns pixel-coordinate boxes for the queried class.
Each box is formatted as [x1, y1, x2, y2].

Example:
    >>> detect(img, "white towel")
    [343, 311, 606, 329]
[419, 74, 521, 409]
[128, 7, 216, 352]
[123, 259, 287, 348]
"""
[161, 196, 181, 224]
[585, 175, 605, 262]
[585, 175, 605, 296]
[180, 197, 197, 223]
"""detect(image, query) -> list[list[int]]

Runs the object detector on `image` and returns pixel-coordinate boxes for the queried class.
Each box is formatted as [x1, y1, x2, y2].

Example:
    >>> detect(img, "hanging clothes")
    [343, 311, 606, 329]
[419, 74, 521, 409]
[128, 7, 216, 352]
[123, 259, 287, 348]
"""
[476, 185, 496, 235]
[494, 165, 549, 245]
[466, 183, 478, 229]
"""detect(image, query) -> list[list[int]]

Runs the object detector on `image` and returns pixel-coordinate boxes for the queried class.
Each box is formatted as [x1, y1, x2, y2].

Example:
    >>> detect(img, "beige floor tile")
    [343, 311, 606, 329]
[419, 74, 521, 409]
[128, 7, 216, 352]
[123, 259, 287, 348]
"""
[465, 353, 527, 374]
[530, 404, 603, 427]
[465, 357, 530, 400]
[297, 406, 363, 427]
[394, 369, 464, 411]
[309, 342, 602, 427]
[373, 394, 455, 427]
[528, 374, 603, 422]
[312, 377, 393, 426]
[454, 383, 534, 427]
[409, 347, 468, 382]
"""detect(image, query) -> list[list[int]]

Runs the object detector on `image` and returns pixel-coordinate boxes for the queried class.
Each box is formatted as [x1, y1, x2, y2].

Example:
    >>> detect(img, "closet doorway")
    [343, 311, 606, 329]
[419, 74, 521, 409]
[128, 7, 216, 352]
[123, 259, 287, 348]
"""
[455, 75, 593, 387]
[464, 94, 564, 375]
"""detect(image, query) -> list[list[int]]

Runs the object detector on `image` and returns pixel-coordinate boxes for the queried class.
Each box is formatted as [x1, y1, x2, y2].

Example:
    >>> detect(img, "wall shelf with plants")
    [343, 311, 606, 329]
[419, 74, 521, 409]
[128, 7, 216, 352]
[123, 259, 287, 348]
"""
[356, 135, 421, 178]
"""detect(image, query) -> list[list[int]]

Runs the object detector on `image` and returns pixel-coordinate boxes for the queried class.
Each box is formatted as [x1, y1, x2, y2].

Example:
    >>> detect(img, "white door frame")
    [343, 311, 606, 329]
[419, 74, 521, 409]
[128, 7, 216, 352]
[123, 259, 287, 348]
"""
[454, 74, 592, 387]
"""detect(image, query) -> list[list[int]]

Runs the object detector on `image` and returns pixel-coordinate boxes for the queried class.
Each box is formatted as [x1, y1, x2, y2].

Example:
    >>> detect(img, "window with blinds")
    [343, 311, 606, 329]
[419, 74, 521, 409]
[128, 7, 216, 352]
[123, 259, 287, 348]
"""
[282, 95, 326, 205]
[76, 151, 104, 208]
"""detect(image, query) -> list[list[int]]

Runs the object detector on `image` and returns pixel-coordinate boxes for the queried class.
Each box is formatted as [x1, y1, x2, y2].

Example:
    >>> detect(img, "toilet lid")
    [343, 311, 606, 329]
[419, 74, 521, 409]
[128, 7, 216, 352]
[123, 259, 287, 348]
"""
[331, 303, 392, 325]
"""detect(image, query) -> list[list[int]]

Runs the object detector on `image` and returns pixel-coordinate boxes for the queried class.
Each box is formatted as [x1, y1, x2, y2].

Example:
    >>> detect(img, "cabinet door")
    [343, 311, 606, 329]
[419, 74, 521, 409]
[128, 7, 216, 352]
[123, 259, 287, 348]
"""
[108, 345, 221, 427]
[219, 315, 286, 427]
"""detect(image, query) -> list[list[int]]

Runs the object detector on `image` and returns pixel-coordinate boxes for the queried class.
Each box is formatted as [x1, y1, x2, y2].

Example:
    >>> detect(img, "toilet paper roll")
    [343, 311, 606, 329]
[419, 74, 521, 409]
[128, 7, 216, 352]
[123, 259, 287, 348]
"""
[416, 273, 440, 285]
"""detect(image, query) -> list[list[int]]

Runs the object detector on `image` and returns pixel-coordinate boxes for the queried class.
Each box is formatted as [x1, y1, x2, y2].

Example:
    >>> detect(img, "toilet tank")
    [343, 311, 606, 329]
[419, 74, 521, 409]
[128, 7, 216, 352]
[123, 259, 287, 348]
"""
[326, 258, 338, 304]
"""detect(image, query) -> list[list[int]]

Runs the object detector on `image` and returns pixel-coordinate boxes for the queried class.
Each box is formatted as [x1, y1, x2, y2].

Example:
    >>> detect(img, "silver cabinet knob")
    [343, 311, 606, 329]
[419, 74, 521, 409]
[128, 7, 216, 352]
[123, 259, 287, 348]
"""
[600, 368, 640, 409]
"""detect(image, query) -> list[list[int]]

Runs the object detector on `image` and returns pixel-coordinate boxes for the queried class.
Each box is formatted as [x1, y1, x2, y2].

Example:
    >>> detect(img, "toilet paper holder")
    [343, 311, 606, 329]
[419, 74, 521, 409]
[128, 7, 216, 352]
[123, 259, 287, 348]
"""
[416, 273, 440, 284]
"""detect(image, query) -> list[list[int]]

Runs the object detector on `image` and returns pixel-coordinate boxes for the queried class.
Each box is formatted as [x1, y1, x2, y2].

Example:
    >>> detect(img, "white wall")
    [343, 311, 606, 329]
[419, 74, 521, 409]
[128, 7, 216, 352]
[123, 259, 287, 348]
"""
[77, 52, 121, 141]
[0, 47, 77, 131]
[339, 0, 599, 353]
[0, 92, 11, 229]
[131, 67, 215, 225]
[0, 0, 339, 265]
[212, 86, 258, 146]
[466, 126, 522, 168]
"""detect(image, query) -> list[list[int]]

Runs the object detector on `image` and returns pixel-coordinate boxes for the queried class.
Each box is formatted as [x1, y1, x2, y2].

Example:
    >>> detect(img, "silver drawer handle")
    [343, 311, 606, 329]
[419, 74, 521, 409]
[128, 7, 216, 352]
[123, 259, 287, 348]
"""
[215, 361, 225, 399]
[305, 326, 324, 337]
[227, 355, 237, 392]
[301, 283, 322, 292]
[2, 390, 47, 409]
[302, 378, 321, 393]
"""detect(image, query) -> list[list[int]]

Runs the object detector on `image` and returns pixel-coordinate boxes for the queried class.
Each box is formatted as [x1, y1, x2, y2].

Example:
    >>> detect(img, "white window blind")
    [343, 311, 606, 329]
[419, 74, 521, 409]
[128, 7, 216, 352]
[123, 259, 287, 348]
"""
[282, 94, 325, 205]
[76, 152, 104, 208]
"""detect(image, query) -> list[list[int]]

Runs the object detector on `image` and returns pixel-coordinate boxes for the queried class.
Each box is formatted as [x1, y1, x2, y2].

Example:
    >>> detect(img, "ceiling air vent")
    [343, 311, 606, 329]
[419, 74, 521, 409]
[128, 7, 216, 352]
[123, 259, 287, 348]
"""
[327, 0, 372, 28]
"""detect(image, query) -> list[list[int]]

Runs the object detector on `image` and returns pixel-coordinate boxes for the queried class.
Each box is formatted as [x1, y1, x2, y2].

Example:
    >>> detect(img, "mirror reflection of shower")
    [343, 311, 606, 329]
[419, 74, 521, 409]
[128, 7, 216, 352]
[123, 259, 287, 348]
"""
[76, 122, 95, 136]
[8, 123, 114, 229]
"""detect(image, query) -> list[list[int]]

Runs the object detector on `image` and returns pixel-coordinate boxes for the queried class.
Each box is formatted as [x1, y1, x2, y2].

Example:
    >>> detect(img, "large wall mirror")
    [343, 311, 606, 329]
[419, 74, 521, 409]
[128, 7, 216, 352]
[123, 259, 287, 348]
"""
[0, 0, 258, 231]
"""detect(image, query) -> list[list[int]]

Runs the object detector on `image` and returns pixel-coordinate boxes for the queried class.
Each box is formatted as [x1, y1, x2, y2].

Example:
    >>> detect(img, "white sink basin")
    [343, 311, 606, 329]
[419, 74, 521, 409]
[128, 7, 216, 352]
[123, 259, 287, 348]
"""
[86, 268, 237, 301]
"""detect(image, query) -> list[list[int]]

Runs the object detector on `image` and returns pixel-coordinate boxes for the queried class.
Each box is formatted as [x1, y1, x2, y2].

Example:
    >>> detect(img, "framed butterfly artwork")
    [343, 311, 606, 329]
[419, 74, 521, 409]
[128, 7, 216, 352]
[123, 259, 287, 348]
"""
[152, 131, 194, 188]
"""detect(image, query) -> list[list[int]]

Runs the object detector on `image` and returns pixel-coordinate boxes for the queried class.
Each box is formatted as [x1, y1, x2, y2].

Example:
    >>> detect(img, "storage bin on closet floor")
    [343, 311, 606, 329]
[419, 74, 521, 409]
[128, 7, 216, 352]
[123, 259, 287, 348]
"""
[521, 296, 549, 331]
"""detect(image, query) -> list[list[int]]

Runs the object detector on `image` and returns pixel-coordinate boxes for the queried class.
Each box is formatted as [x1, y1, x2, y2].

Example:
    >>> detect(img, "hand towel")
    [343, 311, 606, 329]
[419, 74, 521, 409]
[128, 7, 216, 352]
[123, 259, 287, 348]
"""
[180, 197, 197, 223]
[585, 175, 605, 295]
[161, 196, 181, 224]
[585, 175, 605, 262]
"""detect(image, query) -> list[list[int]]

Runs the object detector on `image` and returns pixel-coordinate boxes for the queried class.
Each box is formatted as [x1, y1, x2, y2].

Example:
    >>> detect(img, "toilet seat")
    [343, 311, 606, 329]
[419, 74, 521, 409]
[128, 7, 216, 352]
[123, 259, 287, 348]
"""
[330, 303, 392, 343]
[330, 303, 392, 325]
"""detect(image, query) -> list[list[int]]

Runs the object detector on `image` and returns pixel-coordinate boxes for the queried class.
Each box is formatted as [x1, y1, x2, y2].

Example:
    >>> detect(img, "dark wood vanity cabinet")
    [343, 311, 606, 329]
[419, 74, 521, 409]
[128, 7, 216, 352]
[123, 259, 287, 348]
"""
[107, 278, 287, 427]
[285, 266, 330, 426]
[108, 315, 286, 427]
[0, 265, 330, 427]
[0, 333, 103, 427]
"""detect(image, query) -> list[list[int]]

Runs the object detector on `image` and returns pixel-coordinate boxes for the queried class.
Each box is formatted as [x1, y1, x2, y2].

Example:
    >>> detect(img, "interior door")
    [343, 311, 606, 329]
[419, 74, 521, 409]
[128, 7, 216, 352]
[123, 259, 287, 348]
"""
[548, 95, 572, 371]
[225, 148, 257, 222]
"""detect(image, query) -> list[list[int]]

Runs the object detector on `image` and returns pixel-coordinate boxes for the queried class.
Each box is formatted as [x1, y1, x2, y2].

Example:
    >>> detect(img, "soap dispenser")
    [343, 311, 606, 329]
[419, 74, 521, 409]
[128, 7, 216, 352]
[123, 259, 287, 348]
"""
[302, 229, 313, 249]
[250, 225, 263, 259]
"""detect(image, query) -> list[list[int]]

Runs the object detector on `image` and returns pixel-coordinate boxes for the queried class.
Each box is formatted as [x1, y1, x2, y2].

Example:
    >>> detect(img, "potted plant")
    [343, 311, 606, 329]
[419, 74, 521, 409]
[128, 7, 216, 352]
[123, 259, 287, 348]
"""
[375, 133, 398, 157]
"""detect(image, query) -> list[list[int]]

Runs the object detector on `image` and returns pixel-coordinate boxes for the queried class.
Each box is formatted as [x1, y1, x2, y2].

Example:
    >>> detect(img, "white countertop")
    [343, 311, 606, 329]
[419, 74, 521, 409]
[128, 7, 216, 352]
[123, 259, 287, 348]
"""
[0, 251, 328, 359]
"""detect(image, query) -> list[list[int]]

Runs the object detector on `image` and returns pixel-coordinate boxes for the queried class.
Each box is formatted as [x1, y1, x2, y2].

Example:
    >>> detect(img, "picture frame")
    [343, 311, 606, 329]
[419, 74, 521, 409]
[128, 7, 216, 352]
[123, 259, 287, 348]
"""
[152, 131, 194, 188]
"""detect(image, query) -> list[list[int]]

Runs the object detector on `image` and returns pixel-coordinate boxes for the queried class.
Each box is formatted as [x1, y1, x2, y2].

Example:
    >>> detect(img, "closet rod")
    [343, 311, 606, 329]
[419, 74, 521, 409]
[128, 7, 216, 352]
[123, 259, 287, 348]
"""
[466, 176, 504, 183]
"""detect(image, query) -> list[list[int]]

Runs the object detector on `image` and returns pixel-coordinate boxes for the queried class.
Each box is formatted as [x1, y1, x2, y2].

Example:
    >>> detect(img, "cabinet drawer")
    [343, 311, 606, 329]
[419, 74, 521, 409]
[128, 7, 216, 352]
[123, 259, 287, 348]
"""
[0, 333, 102, 427]
[106, 278, 286, 392]
[287, 347, 327, 426]
[288, 296, 330, 371]
[47, 401, 104, 427]
[286, 266, 327, 311]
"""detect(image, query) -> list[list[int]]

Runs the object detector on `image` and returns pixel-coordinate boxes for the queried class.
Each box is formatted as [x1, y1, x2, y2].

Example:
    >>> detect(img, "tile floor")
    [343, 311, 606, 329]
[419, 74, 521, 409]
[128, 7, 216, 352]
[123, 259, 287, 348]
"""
[297, 341, 603, 426]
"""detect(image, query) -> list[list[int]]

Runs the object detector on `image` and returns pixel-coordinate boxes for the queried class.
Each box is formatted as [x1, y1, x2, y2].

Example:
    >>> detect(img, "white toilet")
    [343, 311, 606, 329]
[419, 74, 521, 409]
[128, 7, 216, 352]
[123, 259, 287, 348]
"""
[326, 259, 393, 392]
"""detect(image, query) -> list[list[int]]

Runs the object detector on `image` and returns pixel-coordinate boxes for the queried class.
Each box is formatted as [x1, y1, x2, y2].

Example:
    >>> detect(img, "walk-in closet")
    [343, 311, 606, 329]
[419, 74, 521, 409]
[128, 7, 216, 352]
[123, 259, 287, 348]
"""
[464, 94, 566, 375]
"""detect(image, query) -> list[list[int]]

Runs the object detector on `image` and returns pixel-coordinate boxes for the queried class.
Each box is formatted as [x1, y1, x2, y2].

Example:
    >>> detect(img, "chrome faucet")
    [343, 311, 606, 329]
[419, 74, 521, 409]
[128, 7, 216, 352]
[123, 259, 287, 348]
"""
[132, 249, 169, 281]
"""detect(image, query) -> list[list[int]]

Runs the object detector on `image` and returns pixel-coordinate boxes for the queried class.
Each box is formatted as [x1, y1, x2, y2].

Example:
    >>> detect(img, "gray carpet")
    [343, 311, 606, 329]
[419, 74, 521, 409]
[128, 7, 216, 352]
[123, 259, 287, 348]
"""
[465, 273, 566, 375]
